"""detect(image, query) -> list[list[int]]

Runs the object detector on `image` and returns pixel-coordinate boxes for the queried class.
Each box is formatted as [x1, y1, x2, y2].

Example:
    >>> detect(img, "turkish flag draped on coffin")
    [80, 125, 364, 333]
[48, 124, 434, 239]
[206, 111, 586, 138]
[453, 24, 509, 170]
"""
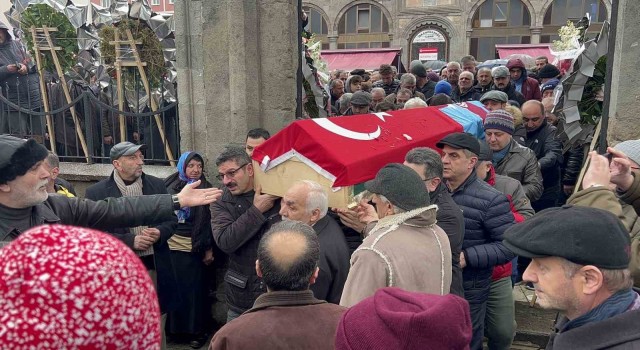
[252, 102, 488, 188]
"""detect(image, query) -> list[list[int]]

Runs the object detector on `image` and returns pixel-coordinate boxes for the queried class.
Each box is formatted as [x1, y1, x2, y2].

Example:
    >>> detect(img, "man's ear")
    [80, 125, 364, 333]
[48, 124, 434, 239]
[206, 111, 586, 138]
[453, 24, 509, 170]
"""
[0, 183, 10, 193]
[247, 162, 254, 177]
[581, 265, 604, 295]
[468, 157, 478, 169]
[255, 259, 262, 278]
[309, 208, 321, 224]
[308, 267, 320, 286]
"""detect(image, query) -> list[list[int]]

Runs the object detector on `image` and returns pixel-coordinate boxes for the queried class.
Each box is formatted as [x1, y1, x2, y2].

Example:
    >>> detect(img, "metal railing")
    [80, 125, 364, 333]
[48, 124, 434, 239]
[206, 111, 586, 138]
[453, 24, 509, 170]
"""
[0, 74, 180, 165]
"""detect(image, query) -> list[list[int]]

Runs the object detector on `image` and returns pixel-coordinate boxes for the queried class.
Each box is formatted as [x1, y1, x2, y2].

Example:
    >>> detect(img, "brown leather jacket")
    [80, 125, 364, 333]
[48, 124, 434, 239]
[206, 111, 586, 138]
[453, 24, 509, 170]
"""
[210, 290, 346, 350]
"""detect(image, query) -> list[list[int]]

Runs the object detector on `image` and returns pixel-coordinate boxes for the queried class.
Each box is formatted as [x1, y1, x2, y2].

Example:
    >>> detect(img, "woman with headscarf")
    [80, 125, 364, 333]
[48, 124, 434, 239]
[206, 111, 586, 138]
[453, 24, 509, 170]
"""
[164, 151, 216, 348]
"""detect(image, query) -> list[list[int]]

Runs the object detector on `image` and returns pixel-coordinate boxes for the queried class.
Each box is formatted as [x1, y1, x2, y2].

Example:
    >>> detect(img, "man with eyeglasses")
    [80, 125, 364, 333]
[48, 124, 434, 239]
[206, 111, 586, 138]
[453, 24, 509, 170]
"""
[403, 147, 465, 297]
[210, 146, 281, 322]
[515, 100, 562, 212]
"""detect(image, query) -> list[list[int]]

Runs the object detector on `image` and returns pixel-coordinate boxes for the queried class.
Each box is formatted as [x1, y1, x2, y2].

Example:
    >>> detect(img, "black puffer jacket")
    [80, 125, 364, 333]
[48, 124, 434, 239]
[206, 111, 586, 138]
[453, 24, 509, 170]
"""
[451, 86, 482, 103]
[0, 22, 42, 110]
[450, 172, 515, 304]
[210, 188, 281, 313]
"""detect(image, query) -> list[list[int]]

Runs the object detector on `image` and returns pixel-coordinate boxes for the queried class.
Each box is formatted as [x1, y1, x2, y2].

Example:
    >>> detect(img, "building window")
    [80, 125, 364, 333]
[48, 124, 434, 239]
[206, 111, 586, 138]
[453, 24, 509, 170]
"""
[469, 0, 531, 61]
[151, 0, 160, 5]
[337, 4, 390, 49]
[169, 0, 174, 4]
[101, 0, 111, 7]
[303, 6, 329, 50]
[540, 0, 608, 43]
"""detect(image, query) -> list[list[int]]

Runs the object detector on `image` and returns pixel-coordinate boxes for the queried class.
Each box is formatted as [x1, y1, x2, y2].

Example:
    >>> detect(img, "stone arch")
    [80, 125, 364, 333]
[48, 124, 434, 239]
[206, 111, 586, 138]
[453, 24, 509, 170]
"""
[332, 0, 394, 34]
[302, 2, 332, 32]
[539, 0, 611, 26]
[466, 0, 537, 30]
[402, 15, 458, 42]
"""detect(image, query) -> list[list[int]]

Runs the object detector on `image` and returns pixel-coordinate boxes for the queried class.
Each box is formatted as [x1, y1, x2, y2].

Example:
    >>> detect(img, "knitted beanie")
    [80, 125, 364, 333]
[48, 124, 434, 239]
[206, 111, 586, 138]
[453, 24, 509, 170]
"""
[484, 109, 515, 134]
[0, 225, 161, 349]
[434, 80, 452, 96]
[427, 71, 440, 83]
[538, 64, 561, 79]
[335, 287, 472, 350]
[614, 140, 640, 167]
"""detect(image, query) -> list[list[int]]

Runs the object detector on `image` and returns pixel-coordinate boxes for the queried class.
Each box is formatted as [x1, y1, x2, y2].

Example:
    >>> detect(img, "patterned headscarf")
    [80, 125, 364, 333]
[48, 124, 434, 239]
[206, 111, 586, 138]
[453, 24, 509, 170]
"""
[0, 225, 161, 349]
[176, 151, 204, 222]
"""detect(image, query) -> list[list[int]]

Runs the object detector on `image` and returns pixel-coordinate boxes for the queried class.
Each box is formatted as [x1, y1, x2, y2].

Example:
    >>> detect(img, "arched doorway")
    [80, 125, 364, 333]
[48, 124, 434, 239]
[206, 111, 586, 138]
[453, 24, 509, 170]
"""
[410, 26, 449, 62]
[469, 0, 533, 61]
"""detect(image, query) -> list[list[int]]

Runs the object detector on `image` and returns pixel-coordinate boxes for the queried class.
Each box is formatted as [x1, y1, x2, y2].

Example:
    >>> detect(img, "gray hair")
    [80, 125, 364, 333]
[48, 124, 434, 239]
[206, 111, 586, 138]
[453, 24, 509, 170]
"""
[561, 259, 633, 293]
[405, 147, 444, 179]
[371, 87, 386, 96]
[338, 93, 353, 114]
[296, 180, 328, 218]
[378, 194, 406, 214]
[400, 73, 416, 86]
[460, 71, 474, 80]
[447, 61, 461, 70]
[46, 151, 60, 168]
[478, 67, 492, 74]
[257, 221, 320, 291]
[403, 97, 427, 109]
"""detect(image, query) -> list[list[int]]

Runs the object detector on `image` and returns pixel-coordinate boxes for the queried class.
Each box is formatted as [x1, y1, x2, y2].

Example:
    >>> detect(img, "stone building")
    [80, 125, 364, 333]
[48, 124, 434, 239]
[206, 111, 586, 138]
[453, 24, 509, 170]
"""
[304, 0, 611, 64]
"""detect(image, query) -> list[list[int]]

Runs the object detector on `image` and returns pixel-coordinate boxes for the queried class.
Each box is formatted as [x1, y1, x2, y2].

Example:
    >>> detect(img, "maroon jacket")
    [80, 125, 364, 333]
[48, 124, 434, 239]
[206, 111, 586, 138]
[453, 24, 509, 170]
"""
[506, 58, 541, 101]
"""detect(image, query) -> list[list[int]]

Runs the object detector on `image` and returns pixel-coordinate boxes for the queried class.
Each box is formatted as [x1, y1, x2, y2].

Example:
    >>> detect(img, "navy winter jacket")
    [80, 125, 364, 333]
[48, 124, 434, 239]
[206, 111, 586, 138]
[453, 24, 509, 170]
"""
[450, 172, 516, 304]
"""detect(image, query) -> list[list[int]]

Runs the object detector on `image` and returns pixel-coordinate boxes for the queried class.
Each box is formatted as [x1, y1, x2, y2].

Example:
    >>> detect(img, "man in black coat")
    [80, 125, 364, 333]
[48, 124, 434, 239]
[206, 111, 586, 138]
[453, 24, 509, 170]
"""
[491, 66, 525, 106]
[279, 180, 350, 304]
[85, 142, 180, 347]
[515, 100, 563, 211]
[210, 146, 281, 322]
[403, 147, 465, 297]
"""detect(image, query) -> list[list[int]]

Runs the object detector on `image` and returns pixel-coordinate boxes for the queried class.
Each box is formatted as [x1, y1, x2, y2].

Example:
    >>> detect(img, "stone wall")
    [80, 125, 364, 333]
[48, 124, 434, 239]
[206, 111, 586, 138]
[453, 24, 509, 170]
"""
[175, 0, 298, 165]
[606, 0, 640, 145]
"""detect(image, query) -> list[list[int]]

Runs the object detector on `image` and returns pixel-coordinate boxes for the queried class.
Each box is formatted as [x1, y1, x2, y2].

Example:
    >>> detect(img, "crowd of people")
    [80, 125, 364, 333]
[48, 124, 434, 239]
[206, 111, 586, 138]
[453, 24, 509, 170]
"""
[1, 54, 640, 350]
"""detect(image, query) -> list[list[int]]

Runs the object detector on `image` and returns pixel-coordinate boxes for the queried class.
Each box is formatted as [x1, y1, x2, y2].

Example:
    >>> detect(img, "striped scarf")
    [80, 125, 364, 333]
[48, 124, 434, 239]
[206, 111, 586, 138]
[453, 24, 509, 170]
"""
[113, 171, 153, 256]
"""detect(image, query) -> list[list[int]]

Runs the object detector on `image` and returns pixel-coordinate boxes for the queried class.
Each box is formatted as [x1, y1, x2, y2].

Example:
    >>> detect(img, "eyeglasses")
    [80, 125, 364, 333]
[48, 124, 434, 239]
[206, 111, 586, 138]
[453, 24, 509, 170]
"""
[523, 117, 542, 123]
[216, 163, 248, 181]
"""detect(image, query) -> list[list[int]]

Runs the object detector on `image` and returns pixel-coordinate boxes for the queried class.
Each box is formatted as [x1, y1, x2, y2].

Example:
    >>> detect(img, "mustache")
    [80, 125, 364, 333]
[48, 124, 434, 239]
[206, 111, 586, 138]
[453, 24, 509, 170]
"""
[225, 182, 237, 188]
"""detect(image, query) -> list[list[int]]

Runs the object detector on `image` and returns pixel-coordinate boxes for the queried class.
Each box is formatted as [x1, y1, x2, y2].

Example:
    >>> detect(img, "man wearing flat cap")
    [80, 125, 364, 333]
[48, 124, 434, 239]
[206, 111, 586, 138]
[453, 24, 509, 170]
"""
[342, 91, 373, 116]
[504, 205, 640, 348]
[339, 163, 452, 307]
[85, 141, 180, 337]
[0, 135, 221, 243]
[436, 132, 516, 350]
[490, 66, 525, 106]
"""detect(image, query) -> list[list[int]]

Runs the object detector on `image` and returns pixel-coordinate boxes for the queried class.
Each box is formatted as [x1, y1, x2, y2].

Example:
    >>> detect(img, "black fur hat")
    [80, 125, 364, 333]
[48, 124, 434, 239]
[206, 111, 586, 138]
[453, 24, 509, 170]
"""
[0, 136, 49, 185]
